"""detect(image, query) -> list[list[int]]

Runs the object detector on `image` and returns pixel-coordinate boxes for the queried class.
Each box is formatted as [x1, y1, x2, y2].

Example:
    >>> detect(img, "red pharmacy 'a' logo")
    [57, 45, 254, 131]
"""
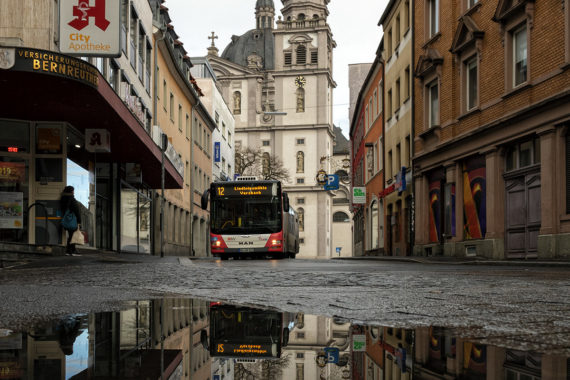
[68, 0, 110, 31]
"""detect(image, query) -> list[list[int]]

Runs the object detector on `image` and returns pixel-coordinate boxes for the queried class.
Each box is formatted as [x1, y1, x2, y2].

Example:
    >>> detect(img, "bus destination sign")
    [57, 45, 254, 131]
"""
[215, 184, 272, 197]
[215, 343, 273, 357]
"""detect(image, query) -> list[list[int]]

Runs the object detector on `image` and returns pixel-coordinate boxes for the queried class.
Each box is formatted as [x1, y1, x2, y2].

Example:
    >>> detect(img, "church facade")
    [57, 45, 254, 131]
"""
[204, 0, 337, 258]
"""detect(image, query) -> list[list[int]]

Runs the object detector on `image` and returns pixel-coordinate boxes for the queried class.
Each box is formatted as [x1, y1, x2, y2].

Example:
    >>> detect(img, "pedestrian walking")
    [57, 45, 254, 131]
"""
[60, 186, 82, 255]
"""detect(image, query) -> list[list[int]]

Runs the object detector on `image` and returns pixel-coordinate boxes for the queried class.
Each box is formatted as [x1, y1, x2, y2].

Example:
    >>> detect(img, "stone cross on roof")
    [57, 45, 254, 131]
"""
[208, 31, 218, 47]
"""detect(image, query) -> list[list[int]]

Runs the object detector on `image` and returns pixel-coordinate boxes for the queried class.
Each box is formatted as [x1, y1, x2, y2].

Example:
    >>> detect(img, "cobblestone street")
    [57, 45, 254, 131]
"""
[1, 254, 569, 354]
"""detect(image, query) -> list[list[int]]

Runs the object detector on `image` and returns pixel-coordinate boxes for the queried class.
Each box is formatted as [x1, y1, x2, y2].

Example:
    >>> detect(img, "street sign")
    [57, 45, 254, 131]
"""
[353, 187, 366, 204]
[324, 174, 339, 190]
[214, 142, 221, 163]
[336, 247, 342, 255]
[352, 334, 366, 351]
[324, 347, 339, 364]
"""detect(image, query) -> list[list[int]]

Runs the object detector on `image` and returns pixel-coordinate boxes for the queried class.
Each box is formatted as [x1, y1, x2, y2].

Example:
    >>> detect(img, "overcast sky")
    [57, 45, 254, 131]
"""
[164, 0, 388, 138]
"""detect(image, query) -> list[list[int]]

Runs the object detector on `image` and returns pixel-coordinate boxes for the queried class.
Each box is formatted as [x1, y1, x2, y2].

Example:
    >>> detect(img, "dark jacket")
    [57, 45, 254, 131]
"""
[60, 192, 82, 226]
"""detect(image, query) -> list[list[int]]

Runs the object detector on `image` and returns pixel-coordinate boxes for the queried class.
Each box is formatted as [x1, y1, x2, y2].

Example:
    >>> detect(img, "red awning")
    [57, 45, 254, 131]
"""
[0, 57, 183, 189]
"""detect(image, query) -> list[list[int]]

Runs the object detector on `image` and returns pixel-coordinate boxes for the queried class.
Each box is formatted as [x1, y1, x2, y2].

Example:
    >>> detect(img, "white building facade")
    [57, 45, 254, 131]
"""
[191, 57, 236, 182]
[205, 0, 336, 258]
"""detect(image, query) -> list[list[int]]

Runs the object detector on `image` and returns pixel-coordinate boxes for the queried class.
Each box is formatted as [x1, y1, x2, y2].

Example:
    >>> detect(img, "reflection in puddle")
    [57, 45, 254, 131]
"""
[0, 298, 567, 379]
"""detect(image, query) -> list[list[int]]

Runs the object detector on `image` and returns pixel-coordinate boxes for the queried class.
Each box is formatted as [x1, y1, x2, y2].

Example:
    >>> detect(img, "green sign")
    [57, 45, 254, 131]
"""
[352, 187, 366, 204]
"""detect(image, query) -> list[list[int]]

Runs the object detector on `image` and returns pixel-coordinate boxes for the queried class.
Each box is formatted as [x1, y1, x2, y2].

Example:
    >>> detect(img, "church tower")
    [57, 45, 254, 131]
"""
[207, 0, 336, 258]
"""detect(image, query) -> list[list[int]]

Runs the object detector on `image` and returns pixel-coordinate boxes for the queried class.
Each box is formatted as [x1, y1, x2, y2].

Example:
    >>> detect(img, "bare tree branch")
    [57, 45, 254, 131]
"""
[235, 147, 290, 182]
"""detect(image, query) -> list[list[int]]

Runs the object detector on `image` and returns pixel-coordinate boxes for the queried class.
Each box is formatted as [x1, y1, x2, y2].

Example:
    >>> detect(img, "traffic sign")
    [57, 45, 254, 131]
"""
[324, 174, 339, 190]
[324, 347, 339, 364]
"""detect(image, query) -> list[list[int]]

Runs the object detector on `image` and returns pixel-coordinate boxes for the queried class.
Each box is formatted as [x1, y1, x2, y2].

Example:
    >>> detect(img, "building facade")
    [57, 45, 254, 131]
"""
[379, 0, 414, 256]
[412, 0, 570, 259]
[331, 126, 353, 258]
[351, 50, 385, 257]
[0, 0, 183, 254]
[191, 57, 236, 183]
[204, 0, 337, 259]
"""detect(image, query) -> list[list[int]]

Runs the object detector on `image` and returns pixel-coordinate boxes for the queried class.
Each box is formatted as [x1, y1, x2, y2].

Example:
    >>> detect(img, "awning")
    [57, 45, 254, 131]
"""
[0, 47, 183, 189]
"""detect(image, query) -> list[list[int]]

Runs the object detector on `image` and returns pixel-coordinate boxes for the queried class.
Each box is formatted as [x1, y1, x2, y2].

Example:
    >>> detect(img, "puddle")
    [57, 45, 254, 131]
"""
[0, 297, 567, 379]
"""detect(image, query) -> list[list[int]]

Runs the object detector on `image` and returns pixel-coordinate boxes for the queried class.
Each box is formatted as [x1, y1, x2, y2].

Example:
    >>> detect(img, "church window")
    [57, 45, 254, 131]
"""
[311, 50, 318, 64]
[262, 140, 270, 146]
[233, 91, 241, 114]
[296, 151, 305, 173]
[298, 13, 305, 20]
[296, 88, 305, 113]
[284, 52, 292, 65]
[296, 45, 307, 64]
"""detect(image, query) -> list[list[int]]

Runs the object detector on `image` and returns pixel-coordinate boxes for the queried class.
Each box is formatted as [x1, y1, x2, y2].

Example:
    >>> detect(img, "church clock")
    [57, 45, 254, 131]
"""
[295, 76, 306, 88]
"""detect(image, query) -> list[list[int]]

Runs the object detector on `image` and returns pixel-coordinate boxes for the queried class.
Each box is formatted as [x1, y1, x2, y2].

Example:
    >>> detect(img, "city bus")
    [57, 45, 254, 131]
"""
[206, 303, 292, 359]
[201, 178, 299, 260]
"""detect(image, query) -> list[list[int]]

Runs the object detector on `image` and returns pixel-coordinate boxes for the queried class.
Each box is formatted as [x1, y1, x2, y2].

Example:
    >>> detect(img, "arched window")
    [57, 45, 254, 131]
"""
[296, 151, 304, 173]
[335, 169, 350, 184]
[262, 152, 270, 176]
[333, 211, 350, 222]
[297, 208, 305, 231]
[313, 14, 319, 19]
[296, 88, 305, 112]
[233, 91, 241, 114]
[297, 13, 305, 20]
[296, 45, 307, 64]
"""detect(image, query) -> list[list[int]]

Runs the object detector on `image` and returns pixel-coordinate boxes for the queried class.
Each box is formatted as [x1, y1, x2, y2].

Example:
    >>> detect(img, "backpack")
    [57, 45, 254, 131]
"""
[61, 209, 78, 231]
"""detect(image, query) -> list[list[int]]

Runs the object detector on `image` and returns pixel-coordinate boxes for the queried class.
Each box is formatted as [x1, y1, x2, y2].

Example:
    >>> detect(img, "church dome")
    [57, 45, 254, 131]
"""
[256, 0, 274, 8]
[221, 29, 275, 70]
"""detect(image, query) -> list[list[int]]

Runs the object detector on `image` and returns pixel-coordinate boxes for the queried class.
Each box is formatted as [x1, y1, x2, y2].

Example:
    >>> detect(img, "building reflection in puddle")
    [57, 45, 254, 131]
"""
[0, 298, 567, 379]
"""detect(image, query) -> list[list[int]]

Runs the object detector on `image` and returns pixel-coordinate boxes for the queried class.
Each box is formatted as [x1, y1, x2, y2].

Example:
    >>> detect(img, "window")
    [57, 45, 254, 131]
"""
[296, 332, 305, 339]
[296, 45, 307, 64]
[378, 81, 383, 113]
[506, 137, 540, 172]
[387, 29, 393, 56]
[296, 353, 305, 359]
[395, 78, 401, 110]
[163, 80, 167, 109]
[262, 140, 270, 146]
[186, 114, 190, 139]
[169, 93, 174, 121]
[299, 238, 305, 244]
[311, 50, 318, 64]
[333, 211, 350, 222]
[387, 150, 393, 180]
[395, 14, 401, 46]
[465, 57, 478, 111]
[513, 25, 528, 87]
[373, 90, 378, 117]
[387, 89, 393, 119]
[405, 66, 410, 100]
[284, 52, 292, 65]
[405, 135, 410, 167]
[227, 131, 232, 146]
[428, 80, 439, 127]
[428, 0, 439, 38]
[297, 198, 305, 204]
[365, 105, 369, 129]
[396, 143, 401, 171]
[296, 138, 305, 145]
[296, 178, 305, 184]
[222, 122, 226, 139]
[214, 112, 219, 127]
[404, 0, 410, 31]
[178, 105, 182, 131]
[296, 363, 304, 380]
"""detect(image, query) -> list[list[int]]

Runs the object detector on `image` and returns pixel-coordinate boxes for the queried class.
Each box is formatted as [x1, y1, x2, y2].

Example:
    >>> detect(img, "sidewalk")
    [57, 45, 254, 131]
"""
[1, 248, 570, 269]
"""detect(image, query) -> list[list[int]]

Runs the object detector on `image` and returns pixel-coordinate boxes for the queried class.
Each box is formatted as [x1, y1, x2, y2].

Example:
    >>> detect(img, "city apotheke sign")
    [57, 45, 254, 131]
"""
[59, 0, 121, 57]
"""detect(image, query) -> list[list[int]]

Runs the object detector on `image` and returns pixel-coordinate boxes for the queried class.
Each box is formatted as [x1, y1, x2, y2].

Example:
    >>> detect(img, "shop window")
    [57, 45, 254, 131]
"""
[35, 158, 62, 183]
[0, 156, 29, 243]
[0, 120, 30, 153]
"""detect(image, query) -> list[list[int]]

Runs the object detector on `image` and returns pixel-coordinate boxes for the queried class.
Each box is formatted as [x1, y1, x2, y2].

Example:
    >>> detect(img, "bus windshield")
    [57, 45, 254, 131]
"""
[210, 306, 283, 358]
[211, 194, 282, 235]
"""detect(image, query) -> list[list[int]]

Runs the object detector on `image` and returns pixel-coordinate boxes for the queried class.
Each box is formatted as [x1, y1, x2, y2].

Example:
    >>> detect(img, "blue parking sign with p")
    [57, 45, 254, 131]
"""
[324, 174, 339, 190]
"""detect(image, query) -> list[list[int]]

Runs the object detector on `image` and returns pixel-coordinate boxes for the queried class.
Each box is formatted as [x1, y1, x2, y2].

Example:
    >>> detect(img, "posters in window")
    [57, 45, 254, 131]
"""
[0, 192, 24, 229]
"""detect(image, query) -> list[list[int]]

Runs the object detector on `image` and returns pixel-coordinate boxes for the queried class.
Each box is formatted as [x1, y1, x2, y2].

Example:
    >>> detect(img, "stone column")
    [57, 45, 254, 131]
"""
[454, 161, 464, 242]
[539, 128, 558, 235]
[484, 148, 505, 259]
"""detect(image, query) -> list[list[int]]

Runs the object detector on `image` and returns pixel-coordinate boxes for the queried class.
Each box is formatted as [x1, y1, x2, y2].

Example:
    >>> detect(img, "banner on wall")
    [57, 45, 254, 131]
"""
[463, 156, 486, 239]
[0, 192, 24, 229]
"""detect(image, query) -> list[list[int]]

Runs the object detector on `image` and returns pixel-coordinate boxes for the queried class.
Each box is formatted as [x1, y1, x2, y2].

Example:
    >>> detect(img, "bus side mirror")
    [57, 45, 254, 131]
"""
[201, 189, 210, 210]
[200, 329, 209, 350]
[282, 327, 290, 347]
[283, 192, 290, 211]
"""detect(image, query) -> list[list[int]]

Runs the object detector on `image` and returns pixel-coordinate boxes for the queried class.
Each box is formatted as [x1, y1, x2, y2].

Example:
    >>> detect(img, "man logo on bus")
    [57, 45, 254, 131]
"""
[68, 0, 111, 31]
